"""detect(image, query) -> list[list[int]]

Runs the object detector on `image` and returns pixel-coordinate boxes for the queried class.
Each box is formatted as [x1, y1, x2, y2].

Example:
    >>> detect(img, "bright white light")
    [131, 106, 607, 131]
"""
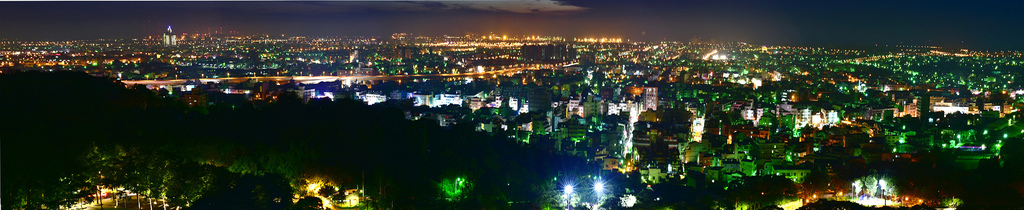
[702, 50, 718, 60]
[595, 182, 604, 193]
[855, 197, 894, 207]
[564, 185, 574, 194]
[853, 180, 861, 194]
[619, 195, 637, 207]
[307, 183, 319, 193]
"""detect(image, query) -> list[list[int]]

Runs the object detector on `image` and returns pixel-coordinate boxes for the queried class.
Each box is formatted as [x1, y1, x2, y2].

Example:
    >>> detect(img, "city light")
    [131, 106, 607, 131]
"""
[307, 183, 320, 193]
[4, 4, 1023, 209]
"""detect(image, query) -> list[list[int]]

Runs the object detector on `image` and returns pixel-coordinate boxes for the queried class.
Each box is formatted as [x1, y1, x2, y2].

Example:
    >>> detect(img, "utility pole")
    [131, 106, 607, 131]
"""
[99, 186, 104, 210]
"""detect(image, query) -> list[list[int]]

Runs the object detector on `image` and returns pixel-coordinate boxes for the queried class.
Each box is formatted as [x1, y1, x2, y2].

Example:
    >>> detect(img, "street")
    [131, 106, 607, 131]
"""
[80, 195, 169, 210]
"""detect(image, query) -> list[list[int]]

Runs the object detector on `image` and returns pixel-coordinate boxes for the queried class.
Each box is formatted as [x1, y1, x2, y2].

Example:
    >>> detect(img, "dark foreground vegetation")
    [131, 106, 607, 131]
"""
[2, 71, 593, 209]
[3, 71, 1024, 209]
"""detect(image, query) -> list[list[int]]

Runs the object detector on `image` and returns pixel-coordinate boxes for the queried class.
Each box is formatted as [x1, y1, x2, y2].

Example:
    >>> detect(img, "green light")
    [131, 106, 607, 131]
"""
[439, 177, 471, 201]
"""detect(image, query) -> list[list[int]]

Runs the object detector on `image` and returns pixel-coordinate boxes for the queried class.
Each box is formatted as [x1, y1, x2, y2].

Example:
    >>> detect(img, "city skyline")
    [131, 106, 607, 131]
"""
[3, 1, 1023, 210]
[2, 0, 1024, 50]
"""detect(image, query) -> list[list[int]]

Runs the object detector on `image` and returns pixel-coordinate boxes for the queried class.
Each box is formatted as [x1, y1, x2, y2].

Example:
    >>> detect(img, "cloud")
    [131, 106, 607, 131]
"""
[227, 0, 587, 14]
[427, 0, 587, 13]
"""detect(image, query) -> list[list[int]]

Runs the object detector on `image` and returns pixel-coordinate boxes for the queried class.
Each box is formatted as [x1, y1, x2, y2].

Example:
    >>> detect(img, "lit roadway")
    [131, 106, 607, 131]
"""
[120, 64, 569, 86]
[839, 54, 901, 63]
[701, 49, 719, 60]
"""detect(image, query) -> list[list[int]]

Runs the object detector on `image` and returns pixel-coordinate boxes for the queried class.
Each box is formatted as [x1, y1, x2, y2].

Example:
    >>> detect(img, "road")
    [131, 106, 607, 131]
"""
[79, 195, 167, 210]
[120, 64, 562, 86]
[839, 54, 901, 63]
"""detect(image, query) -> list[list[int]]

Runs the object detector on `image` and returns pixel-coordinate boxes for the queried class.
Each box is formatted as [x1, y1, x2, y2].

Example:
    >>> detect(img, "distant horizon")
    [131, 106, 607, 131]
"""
[2, 1, 1023, 50]
[2, 30, 1013, 52]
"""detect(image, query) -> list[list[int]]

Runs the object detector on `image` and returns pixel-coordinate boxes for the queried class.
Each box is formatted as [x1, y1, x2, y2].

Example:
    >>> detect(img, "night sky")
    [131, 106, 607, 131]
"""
[2, 0, 1022, 50]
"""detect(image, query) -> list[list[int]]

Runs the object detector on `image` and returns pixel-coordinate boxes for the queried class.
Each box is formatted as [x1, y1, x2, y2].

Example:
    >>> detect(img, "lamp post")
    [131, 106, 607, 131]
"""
[564, 185, 574, 209]
[878, 179, 887, 206]
[852, 182, 859, 198]
[594, 181, 605, 209]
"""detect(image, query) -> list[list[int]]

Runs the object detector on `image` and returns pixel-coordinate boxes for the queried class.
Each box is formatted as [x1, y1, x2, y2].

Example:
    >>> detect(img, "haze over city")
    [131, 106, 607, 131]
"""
[3, 0, 1024, 49]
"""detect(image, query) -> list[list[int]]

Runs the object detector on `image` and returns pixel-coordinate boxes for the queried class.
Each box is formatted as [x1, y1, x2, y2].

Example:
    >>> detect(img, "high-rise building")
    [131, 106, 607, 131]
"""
[520, 44, 575, 62]
[528, 87, 552, 113]
[162, 26, 177, 46]
[393, 47, 418, 59]
[644, 87, 658, 111]
[917, 92, 932, 125]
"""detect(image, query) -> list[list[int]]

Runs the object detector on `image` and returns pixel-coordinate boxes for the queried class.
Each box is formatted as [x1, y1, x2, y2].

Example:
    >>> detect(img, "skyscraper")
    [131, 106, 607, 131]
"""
[162, 26, 177, 46]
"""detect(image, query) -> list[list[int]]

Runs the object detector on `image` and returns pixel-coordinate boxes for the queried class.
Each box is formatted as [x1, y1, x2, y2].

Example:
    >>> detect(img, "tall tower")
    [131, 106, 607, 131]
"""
[162, 26, 177, 46]
[917, 92, 932, 131]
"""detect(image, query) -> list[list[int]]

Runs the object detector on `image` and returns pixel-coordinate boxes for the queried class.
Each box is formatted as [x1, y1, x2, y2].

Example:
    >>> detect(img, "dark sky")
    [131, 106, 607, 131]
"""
[2, 0, 1022, 50]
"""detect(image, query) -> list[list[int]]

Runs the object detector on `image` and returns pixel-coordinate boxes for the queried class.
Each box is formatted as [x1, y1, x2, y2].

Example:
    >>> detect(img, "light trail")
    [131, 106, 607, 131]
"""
[840, 54, 901, 63]
[120, 64, 560, 86]
[702, 50, 718, 60]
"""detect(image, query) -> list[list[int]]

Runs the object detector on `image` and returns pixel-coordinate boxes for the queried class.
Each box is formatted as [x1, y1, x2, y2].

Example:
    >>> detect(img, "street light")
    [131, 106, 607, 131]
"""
[564, 184, 574, 209]
[592, 180, 606, 210]
[878, 179, 887, 206]
[853, 181, 860, 197]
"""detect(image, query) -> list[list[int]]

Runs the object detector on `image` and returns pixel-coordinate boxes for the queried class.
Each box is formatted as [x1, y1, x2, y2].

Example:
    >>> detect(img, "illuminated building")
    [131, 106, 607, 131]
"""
[768, 165, 811, 183]
[292, 87, 315, 102]
[409, 93, 462, 108]
[183, 88, 207, 107]
[359, 92, 387, 105]
[162, 26, 177, 46]
[643, 87, 658, 111]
